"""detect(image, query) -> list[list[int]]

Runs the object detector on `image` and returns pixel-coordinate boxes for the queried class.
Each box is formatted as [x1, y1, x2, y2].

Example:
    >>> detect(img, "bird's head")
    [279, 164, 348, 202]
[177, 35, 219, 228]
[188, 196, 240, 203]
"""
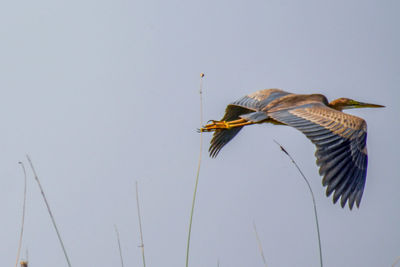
[329, 98, 385, 111]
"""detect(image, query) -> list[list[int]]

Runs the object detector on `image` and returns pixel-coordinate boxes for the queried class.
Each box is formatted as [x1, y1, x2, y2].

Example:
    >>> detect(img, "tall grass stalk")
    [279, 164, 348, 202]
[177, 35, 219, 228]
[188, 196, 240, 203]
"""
[186, 73, 205, 267]
[135, 181, 146, 267]
[253, 221, 268, 267]
[26, 155, 72, 267]
[114, 225, 125, 267]
[273, 140, 323, 267]
[15, 162, 27, 267]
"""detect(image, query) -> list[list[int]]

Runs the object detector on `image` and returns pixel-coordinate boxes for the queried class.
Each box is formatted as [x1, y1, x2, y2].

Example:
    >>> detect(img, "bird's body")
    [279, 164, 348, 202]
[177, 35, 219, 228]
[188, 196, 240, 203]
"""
[201, 89, 384, 209]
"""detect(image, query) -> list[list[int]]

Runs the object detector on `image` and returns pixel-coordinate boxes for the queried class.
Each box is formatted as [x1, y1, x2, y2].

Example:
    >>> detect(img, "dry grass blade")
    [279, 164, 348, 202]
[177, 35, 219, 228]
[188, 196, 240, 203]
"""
[26, 155, 72, 267]
[136, 181, 146, 267]
[186, 73, 205, 267]
[253, 221, 268, 267]
[20, 249, 29, 266]
[15, 162, 27, 267]
[393, 256, 400, 267]
[114, 225, 125, 267]
[273, 140, 323, 267]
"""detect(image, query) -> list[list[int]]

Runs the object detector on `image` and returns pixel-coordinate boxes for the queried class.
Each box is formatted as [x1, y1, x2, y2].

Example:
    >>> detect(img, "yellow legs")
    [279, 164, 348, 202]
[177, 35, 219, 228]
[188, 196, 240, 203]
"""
[200, 118, 254, 132]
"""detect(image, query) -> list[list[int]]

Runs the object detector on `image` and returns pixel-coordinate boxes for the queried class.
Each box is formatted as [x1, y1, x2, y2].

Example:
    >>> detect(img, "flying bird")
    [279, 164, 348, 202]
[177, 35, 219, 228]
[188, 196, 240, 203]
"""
[200, 89, 384, 209]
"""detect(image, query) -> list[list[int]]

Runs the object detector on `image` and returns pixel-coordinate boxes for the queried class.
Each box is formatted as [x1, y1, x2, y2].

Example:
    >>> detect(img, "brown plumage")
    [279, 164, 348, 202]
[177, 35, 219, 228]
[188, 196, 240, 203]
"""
[201, 89, 384, 209]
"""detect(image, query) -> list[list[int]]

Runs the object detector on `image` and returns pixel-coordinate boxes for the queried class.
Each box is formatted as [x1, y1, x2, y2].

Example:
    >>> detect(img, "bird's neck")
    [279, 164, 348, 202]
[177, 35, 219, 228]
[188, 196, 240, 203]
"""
[328, 99, 344, 111]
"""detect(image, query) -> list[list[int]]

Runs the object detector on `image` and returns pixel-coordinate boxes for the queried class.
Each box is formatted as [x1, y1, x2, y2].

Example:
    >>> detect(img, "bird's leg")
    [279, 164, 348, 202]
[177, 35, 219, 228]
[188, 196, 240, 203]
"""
[228, 120, 254, 127]
[200, 118, 254, 132]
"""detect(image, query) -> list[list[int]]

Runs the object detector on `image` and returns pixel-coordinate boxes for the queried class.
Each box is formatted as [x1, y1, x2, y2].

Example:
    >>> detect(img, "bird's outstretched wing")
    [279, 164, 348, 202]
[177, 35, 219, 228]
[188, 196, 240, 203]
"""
[209, 89, 291, 157]
[269, 103, 368, 209]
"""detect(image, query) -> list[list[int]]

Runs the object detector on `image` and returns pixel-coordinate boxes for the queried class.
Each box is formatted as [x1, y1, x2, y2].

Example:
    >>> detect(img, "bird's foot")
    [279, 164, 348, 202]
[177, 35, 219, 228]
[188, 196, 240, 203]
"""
[200, 119, 254, 132]
[200, 120, 231, 132]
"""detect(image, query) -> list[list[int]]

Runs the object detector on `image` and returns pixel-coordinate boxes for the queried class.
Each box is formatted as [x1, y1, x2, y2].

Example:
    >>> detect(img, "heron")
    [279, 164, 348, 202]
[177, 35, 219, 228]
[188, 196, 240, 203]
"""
[200, 89, 384, 209]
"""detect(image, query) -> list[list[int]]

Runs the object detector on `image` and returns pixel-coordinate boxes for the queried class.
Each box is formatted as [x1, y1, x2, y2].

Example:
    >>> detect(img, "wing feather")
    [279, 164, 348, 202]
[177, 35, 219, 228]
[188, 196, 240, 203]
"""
[269, 103, 368, 209]
[230, 89, 291, 111]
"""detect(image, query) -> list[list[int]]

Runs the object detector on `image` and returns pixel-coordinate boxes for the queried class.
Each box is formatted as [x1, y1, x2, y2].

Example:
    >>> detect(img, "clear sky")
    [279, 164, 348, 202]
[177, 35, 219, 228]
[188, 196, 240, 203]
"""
[1, 0, 399, 266]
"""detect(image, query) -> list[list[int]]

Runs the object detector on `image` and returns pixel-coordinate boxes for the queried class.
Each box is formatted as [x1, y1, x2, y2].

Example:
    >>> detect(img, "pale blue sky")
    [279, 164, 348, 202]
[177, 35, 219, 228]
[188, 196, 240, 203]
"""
[0, 0, 399, 266]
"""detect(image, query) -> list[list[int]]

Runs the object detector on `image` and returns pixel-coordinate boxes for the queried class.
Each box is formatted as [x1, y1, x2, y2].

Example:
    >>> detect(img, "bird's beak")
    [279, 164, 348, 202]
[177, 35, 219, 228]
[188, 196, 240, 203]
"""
[356, 101, 385, 108]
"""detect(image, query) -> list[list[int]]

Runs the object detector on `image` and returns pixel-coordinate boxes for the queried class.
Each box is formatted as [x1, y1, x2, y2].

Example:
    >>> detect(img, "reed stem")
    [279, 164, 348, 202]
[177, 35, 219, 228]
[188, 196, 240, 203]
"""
[26, 155, 72, 267]
[186, 73, 205, 267]
[273, 140, 323, 267]
[15, 162, 27, 267]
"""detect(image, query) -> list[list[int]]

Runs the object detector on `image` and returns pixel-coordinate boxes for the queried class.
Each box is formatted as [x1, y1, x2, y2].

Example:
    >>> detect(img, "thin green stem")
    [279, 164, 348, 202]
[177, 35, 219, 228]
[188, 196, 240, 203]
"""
[186, 73, 204, 267]
[135, 181, 146, 267]
[15, 162, 27, 267]
[26, 155, 72, 267]
[273, 140, 323, 267]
